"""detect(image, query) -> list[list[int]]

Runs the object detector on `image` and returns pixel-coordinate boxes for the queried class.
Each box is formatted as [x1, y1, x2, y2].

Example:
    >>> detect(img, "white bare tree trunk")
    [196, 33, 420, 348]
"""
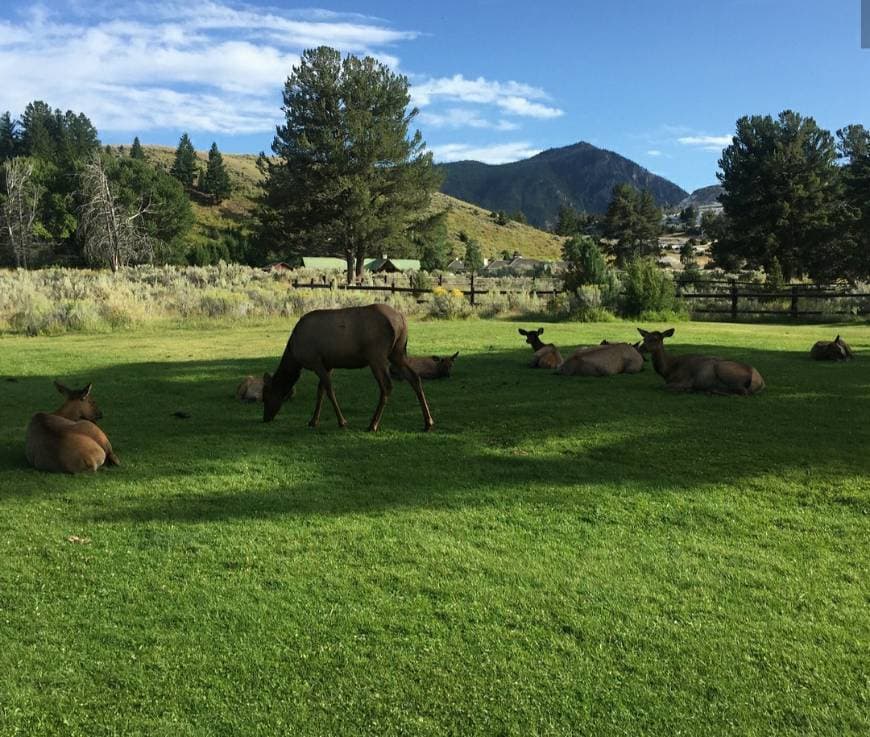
[1, 158, 42, 268]
[79, 155, 153, 272]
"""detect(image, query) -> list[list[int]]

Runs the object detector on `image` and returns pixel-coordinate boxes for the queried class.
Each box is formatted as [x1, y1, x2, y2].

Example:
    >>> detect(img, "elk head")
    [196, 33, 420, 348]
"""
[54, 381, 102, 421]
[636, 327, 675, 353]
[518, 328, 545, 348]
[433, 351, 460, 378]
[262, 372, 296, 422]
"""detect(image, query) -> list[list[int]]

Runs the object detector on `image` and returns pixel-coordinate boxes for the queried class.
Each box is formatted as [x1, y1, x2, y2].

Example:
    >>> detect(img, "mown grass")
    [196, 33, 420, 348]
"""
[1, 319, 868, 736]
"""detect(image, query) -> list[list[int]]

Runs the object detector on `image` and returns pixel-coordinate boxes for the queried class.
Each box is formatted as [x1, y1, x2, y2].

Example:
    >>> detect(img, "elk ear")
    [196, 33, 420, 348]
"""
[537, 328, 544, 335]
[600, 339, 608, 345]
[637, 328, 649, 337]
[518, 328, 527, 336]
[835, 334, 841, 342]
[82, 383, 93, 398]
[662, 328, 675, 338]
[451, 352, 459, 360]
[54, 381, 70, 396]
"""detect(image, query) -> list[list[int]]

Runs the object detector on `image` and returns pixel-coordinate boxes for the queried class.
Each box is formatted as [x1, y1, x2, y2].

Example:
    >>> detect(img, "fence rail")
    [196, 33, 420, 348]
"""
[288, 275, 870, 318]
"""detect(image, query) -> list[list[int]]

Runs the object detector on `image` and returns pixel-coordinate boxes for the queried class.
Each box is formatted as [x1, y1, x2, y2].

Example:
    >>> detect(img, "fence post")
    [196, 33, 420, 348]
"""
[391, 279, 396, 294]
[790, 286, 798, 319]
[730, 279, 738, 320]
[438, 273, 443, 287]
[470, 271, 476, 306]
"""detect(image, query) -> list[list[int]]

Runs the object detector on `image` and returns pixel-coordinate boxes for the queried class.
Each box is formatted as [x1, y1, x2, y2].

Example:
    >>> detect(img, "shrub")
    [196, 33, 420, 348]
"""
[619, 257, 681, 317]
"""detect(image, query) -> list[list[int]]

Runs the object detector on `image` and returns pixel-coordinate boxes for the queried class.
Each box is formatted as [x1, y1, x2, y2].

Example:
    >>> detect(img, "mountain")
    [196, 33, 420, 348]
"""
[678, 184, 724, 210]
[132, 145, 566, 261]
[438, 141, 689, 229]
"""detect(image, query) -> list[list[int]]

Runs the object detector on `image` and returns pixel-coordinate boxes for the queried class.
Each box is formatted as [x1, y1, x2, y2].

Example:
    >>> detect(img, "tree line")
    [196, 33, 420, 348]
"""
[0, 102, 233, 269]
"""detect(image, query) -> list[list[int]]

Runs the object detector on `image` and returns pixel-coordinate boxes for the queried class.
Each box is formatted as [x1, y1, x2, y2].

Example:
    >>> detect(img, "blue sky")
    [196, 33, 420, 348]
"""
[0, 0, 867, 192]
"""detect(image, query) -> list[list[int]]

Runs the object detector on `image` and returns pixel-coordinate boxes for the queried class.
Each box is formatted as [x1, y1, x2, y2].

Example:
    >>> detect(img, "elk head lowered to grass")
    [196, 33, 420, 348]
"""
[390, 352, 460, 380]
[810, 335, 854, 361]
[558, 342, 645, 377]
[636, 328, 765, 395]
[518, 327, 563, 369]
[262, 304, 433, 432]
[25, 382, 120, 473]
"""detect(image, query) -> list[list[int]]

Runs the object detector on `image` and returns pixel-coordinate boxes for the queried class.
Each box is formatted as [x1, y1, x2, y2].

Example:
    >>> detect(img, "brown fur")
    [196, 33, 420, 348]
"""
[390, 352, 459, 380]
[25, 382, 120, 474]
[236, 375, 264, 402]
[637, 328, 765, 395]
[519, 327, 564, 368]
[558, 342, 644, 377]
[810, 335, 853, 361]
[262, 304, 433, 432]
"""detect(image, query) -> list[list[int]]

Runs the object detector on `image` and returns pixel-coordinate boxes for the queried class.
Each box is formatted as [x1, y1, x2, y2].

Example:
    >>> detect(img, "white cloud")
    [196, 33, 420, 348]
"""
[411, 74, 563, 119]
[431, 142, 541, 165]
[418, 108, 519, 131]
[647, 149, 663, 156]
[678, 135, 732, 151]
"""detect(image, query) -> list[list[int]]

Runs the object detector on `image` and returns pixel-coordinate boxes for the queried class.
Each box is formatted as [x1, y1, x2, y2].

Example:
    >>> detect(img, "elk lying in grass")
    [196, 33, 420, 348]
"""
[262, 304, 433, 432]
[810, 335, 854, 361]
[236, 375, 264, 402]
[518, 328, 563, 369]
[390, 352, 459, 380]
[558, 342, 644, 376]
[637, 328, 765, 395]
[25, 382, 120, 473]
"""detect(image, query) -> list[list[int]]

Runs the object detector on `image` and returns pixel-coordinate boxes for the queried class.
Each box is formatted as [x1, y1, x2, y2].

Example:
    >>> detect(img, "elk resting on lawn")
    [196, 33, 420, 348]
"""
[25, 381, 120, 473]
[637, 328, 765, 395]
[262, 304, 434, 432]
[390, 352, 459, 380]
[519, 328, 563, 369]
[558, 342, 644, 376]
[810, 335, 854, 361]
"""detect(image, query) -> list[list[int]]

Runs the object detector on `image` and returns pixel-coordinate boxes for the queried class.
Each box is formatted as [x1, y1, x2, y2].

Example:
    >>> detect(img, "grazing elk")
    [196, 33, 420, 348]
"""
[810, 335, 854, 361]
[390, 352, 459, 380]
[236, 375, 264, 402]
[25, 382, 120, 473]
[637, 328, 765, 395]
[262, 304, 433, 432]
[558, 342, 644, 377]
[518, 328, 563, 369]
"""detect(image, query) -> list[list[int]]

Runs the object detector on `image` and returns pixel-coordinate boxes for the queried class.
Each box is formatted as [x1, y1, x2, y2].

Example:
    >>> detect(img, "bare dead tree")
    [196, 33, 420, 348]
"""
[78, 155, 153, 272]
[1, 158, 43, 268]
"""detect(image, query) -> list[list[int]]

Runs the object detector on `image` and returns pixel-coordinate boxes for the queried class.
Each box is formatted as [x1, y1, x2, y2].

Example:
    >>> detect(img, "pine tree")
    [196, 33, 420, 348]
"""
[130, 136, 145, 160]
[257, 46, 441, 281]
[170, 133, 197, 189]
[0, 112, 18, 162]
[201, 142, 231, 203]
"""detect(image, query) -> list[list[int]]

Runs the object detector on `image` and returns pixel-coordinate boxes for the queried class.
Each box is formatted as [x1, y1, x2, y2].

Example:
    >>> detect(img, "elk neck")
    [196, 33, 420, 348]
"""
[649, 343, 673, 379]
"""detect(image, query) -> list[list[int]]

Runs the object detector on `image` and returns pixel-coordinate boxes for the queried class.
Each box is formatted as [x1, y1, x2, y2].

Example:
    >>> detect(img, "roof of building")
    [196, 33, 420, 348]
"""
[300, 257, 348, 271]
[366, 258, 422, 272]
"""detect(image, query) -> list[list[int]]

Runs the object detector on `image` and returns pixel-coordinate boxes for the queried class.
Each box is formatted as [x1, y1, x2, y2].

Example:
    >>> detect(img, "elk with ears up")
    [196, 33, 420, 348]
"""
[637, 328, 765, 395]
[25, 382, 120, 473]
[390, 352, 460, 380]
[518, 327, 563, 369]
[810, 335, 854, 361]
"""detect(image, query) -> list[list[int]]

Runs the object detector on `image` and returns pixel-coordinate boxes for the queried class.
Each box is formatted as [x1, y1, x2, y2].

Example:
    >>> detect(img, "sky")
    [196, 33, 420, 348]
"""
[0, 0, 868, 192]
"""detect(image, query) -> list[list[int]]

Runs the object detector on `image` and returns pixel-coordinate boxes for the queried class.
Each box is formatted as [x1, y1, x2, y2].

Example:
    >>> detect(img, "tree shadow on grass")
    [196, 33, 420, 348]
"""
[1, 342, 869, 521]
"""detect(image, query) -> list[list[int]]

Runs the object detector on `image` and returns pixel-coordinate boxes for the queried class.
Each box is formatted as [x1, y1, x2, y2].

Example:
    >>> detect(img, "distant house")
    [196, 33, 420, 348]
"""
[446, 258, 465, 273]
[366, 257, 422, 273]
[300, 256, 348, 271]
[482, 259, 511, 275]
[264, 261, 293, 273]
[508, 257, 546, 274]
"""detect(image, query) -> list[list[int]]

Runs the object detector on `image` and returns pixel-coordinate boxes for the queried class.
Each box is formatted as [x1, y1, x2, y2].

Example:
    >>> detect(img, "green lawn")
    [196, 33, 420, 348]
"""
[1, 319, 868, 736]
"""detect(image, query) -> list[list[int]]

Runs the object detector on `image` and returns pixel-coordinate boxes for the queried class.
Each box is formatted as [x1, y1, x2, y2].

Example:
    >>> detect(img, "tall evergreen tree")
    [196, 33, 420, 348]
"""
[130, 136, 145, 160]
[0, 112, 18, 162]
[603, 184, 660, 265]
[19, 101, 56, 159]
[201, 142, 231, 203]
[257, 46, 441, 281]
[718, 110, 843, 280]
[170, 133, 197, 189]
[835, 124, 870, 280]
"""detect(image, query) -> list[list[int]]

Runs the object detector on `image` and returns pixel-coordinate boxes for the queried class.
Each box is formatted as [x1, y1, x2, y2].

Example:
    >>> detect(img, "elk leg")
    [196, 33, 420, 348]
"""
[368, 364, 393, 432]
[391, 355, 434, 432]
[314, 367, 347, 428]
[309, 381, 326, 427]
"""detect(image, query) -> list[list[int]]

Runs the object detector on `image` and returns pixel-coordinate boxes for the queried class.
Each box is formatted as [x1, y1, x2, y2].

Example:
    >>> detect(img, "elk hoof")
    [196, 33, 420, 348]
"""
[338, 420, 349, 429]
[307, 420, 319, 428]
[423, 422, 434, 433]
[368, 424, 380, 433]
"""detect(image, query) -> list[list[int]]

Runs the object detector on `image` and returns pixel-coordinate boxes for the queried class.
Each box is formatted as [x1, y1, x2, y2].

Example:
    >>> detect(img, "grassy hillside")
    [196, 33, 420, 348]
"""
[127, 145, 566, 262]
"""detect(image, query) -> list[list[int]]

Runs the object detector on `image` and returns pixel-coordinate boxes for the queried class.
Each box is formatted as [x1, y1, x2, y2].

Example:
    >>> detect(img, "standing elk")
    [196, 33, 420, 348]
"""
[262, 304, 433, 432]
[390, 352, 460, 380]
[558, 342, 645, 377]
[25, 382, 120, 473]
[518, 328, 563, 369]
[637, 328, 765, 395]
[810, 335, 854, 361]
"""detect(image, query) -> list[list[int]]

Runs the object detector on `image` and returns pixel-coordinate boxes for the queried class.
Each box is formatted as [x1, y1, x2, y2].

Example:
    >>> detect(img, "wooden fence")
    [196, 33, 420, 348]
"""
[288, 275, 870, 318]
